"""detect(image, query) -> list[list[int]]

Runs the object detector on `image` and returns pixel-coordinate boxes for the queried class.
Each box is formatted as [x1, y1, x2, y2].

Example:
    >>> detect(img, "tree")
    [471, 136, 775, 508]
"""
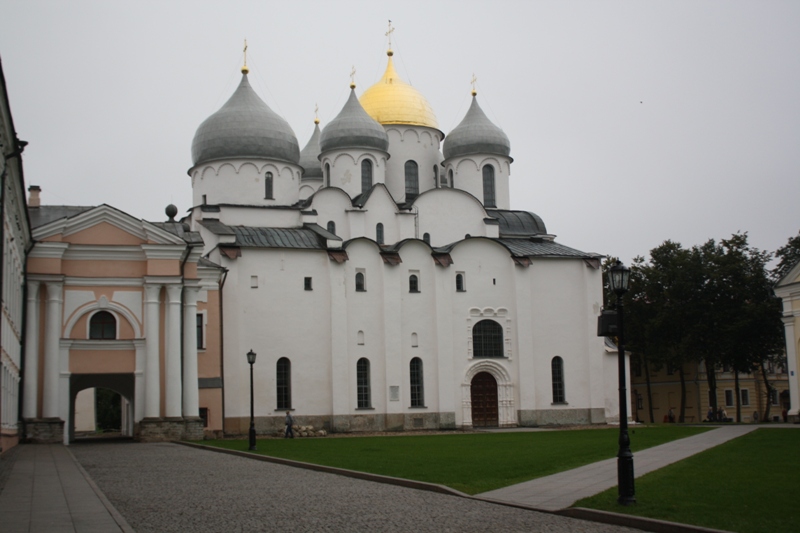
[772, 230, 800, 282]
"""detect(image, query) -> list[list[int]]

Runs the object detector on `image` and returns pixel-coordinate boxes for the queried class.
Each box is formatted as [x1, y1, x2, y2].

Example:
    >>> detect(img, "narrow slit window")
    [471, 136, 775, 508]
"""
[361, 159, 373, 193]
[482, 165, 496, 207]
[265, 171, 274, 199]
[551, 356, 565, 403]
[405, 160, 419, 200]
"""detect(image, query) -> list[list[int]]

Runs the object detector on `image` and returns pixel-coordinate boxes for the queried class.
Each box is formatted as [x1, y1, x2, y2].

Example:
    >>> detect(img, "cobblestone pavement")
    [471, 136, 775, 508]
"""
[71, 442, 642, 533]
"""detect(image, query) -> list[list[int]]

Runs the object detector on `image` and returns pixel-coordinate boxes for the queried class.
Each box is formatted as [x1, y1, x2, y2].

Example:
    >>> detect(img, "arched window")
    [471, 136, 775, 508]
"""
[355, 272, 366, 292]
[327, 221, 336, 235]
[409, 274, 419, 293]
[482, 165, 496, 207]
[433, 165, 439, 188]
[277, 357, 291, 409]
[325, 163, 331, 187]
[410, 357, 424, 407]
[472, 319, 504, 358]
[423, 233, 430, 245]
[89, 311, 116, 340]
[405, 160, 419, 200]
[357, 358, 371, 408]
[361, 159, 373, 193]
[456, 273, 465, 292]
[448, 169, 454, 188]
[265, 171, 274, 199]
[552, 356, 566, 403]
[376, 223, 384, 245]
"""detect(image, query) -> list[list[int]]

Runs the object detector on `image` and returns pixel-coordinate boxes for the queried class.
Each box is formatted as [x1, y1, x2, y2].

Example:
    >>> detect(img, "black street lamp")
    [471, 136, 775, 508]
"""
[247, 349, 257, 451]
[608, 260, 635, 505]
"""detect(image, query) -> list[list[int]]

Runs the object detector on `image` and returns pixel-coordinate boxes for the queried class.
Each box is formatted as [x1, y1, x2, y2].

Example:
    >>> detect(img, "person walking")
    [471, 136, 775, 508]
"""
[284, 411, 295, 438]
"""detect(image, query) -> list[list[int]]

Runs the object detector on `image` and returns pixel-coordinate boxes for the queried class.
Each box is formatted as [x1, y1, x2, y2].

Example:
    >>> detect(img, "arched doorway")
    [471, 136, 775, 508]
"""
[69, 374, 134, 442]
[470, 372, 498, 427]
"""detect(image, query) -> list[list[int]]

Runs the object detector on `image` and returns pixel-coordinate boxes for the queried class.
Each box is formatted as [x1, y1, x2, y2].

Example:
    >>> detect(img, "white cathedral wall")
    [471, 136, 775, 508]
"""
[320, 150, 388, 199]
[526, 259, 608, 424]
[383, 126, 443, 202]
[218, 238, 609, 432]
[414, 190, 491, 246]
[191, 159, 301, 208]
[447, 239, 519, 426]
[311, 189, 355, 240]
[214, 205, 303, 229]
[220, 248, 335, 430]
[446, 156, 512, 210]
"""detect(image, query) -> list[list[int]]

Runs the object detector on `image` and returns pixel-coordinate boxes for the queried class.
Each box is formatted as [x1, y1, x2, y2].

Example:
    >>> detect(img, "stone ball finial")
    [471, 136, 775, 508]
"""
[166, 204, 178, 221]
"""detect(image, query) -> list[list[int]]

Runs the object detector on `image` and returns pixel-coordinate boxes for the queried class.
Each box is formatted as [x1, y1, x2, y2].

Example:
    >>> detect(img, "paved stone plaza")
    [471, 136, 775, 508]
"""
[70, 442, 640, 533]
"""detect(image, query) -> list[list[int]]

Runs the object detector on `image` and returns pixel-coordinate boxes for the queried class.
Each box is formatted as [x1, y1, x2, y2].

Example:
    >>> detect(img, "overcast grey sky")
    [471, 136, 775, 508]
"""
[2, 0, 798, 265]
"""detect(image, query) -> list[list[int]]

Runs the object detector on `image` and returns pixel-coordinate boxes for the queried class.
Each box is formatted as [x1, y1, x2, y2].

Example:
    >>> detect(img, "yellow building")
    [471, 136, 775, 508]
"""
[630, 358, 789, 424]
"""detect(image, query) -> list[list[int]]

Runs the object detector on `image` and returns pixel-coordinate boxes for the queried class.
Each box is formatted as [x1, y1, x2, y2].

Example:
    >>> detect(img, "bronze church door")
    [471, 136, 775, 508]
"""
[471, 372, 498, 427]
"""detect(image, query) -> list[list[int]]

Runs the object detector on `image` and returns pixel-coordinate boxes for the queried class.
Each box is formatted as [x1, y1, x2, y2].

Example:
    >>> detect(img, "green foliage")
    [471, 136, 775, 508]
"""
[95, 388, 121, 431]
[772, 230, 800, 282]
[200, 426, 707, 495]
[613, 233, 784, 419]
[575, 429, 800, 533]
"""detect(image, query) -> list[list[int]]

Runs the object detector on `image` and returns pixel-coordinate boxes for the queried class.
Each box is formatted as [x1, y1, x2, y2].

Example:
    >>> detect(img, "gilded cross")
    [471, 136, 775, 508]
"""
[386, 20, 395, 49]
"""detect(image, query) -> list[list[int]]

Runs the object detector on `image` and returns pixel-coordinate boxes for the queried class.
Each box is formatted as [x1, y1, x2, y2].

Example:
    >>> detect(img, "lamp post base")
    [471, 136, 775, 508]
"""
[248, 424, 257, 451]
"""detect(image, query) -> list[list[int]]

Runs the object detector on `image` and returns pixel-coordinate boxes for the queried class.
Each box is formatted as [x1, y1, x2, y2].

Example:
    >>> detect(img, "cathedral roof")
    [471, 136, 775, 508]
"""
[443, 95, 510, 160]
[359, 51, 439, 130]
[486, 209, 547, 236]
[298, 121, 323, 179]
[191, 73, 300, 166]
[319, 88, 389, 153]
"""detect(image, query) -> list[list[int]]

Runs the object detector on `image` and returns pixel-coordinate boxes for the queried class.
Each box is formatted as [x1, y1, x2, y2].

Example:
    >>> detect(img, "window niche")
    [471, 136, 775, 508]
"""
[355, 270, 366, 292]
[410, 357, 424, 407]
[264, 171, 274, 199]
[551, 356, 566, 404]
[89, 311, 116, 340]
[357, 358, 371, 408]
[409, 273, 420, 293]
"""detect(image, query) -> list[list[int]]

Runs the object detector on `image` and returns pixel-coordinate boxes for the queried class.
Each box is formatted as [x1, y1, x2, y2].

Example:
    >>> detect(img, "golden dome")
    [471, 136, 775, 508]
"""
[359, 52, 438, 130]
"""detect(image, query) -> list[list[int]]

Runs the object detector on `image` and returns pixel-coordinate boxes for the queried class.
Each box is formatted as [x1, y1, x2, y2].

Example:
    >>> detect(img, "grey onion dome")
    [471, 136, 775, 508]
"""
[298, 122, 323, 179]
[319, 89, 389, 153]
[443, 96, 510, 160]
[191, 73, 300, 166]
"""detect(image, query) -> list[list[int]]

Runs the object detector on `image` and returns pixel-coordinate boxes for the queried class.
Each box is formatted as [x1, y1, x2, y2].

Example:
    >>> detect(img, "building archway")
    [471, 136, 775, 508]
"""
[69, 374, 135, 443]
[461, 360, 516, 428]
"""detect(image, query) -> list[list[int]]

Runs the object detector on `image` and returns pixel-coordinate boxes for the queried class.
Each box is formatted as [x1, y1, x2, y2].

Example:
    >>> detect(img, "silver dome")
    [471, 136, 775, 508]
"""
[320, 89, 389, 154]
[298, 122, 322, 179]
[443, 96, 510, 160]
[191, 74, 300, 166]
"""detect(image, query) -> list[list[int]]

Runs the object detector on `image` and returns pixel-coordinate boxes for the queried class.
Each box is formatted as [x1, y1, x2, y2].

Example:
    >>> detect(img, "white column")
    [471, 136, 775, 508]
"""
[783, 317, 799, 416]
[182, 287, 200, 417]
[165, 284, 183, 418]
[133, 339, 146, 422]
[42, 281, 63, 418]
[22, 281, 40, 419]
[144, 284, 161, 418]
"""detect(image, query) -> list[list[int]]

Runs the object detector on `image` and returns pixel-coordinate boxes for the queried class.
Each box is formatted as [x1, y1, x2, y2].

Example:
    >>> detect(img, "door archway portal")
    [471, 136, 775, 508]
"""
[470, 372, 498, 427]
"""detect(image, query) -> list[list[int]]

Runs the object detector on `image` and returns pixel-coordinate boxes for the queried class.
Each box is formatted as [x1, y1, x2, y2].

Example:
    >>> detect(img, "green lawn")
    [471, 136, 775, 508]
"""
[198, 425, 707, 495]
[575, 429, 799, 533]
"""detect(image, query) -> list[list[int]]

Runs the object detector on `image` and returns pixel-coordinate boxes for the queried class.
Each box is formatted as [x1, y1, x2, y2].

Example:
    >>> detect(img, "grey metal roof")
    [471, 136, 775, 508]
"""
[486, 209, 547, 236]
[191, 73, 300, 166]
[28, 206, 94, 229]
[151, 221, 204, 245]
[200, 220, 326, 249]
[232, 227, 324, 249]
[496, 238, 597, 258]
[443, 96, 510, 160]
[320, 89, 389, 153]
[298, 122, 323, 179]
